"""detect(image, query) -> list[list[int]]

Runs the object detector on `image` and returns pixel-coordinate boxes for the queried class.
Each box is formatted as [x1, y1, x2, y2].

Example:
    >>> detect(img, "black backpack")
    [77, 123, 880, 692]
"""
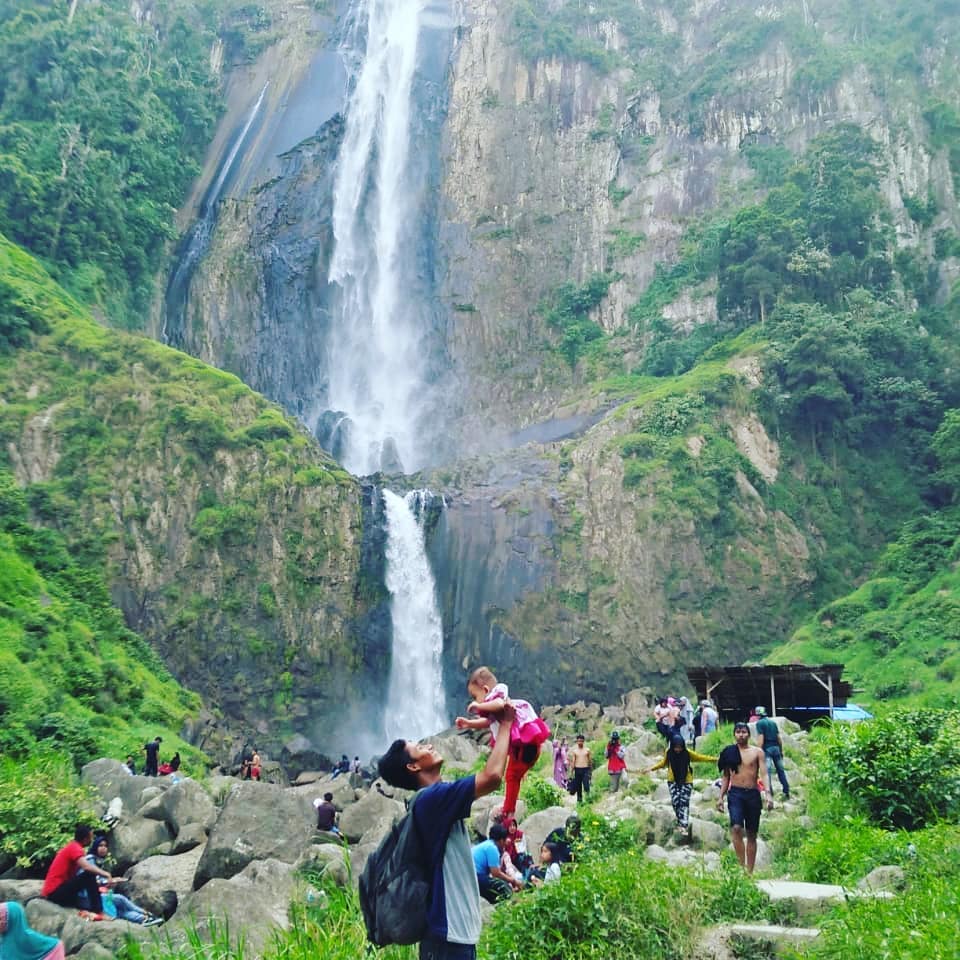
[358, 792, 429, 947]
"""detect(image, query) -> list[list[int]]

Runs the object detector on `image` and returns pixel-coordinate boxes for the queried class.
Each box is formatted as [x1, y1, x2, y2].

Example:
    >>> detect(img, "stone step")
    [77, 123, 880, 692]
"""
[694, 922, 821, 960]
[756, 879, 895, 919]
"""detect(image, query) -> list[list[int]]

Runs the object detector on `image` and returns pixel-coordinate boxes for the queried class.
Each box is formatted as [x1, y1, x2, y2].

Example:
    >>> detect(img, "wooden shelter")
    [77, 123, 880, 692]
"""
[685, 664, 853, 727]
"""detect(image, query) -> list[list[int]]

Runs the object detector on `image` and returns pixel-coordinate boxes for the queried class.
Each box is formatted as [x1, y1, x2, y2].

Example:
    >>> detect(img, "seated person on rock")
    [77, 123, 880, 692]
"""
[77, 834, 163, 926]
[313, 792, 341, 835]
[545, 814, 581, 864]
[41, 824, 115, 914]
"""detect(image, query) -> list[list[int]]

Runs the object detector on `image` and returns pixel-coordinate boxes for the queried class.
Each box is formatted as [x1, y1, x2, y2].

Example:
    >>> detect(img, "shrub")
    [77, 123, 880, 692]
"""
[520, 775, 564, 814]
[0, 755, 98, 868]
[824, 710, 960, 829]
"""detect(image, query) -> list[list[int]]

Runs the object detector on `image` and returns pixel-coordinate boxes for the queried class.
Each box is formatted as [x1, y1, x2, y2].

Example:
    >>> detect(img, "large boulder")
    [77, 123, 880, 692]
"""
[124, 845, 205, 918]
[0, 879, 42, 901]
[25, 899, 151, 955]
[518, 805, 570, 858]
[80, 759, 169, 815]
[337, 786, 404, 844]
[171, 858, 297, 956]
[111, 816, 173, 872]
[289, 774, 357, 810]
[137, 778, 217, 837]
[280, 734, 329, 780]
[295, 844, 350, 887]
[194, 781, 315, 886]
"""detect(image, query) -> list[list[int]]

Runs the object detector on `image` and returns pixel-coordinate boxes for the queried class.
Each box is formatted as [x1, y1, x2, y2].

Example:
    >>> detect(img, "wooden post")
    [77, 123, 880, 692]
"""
[828, 673, 834, 720]
[769, 673, 777, 718]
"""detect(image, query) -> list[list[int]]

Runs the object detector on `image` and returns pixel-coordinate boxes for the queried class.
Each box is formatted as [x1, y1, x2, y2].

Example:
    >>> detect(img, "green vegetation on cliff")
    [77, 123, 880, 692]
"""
[0, 233, 365, 744]
[0, 0, 281, 327]
[0, 470, 199, 767]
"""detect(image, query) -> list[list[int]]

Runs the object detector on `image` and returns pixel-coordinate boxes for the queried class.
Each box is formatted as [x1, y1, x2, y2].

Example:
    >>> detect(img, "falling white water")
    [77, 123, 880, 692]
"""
[326, 0, 431, 476]
[382, 489, 448, 741]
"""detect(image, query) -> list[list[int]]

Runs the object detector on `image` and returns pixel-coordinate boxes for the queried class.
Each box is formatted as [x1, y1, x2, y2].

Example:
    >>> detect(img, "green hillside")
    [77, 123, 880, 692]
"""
[770, 503, 960, 711]
[0, 233, 367, 748]
[0, 471, 200, 768]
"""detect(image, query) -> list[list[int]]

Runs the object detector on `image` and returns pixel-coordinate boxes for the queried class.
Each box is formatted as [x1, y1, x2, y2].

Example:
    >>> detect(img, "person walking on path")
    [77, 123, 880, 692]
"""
[605, 732, 627, 792]
[643, 735, 717, 832]
[567, 734, 592, 803]
[1, 901, 65, 960]
[754, 706, 790, 800]
[552, 737, 568, 790]
[700, 700, 718, 738]
[716, 723, 770, 874]
[377, 701, 515, 960]
[41, 825, 116, 914]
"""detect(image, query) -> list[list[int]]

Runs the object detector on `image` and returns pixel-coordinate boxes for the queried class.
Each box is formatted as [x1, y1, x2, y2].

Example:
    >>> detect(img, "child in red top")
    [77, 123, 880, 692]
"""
[455, 665, 550, 817]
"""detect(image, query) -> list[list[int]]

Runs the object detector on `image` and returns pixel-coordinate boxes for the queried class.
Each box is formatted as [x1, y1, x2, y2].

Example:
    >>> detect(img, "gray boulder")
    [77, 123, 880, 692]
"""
[171, 858, 297, 956]
[858, 865, 906, 891]
[112, 816, 172, 872]
[25, 899, 151, 955]
[280, 734, 329, 780]
[194, 781, 315, 886]
[338, 786, 404, 844]
[0, 879, 42, 901]
[517, 805, 570, 858]
[124, 845, 205, 918]
[171, 822, 208, 855]
[689, 817, 727, 849]
[81, 759, 170, 815]
[137, 778, 217, 837]
[295, 844, 350, 887]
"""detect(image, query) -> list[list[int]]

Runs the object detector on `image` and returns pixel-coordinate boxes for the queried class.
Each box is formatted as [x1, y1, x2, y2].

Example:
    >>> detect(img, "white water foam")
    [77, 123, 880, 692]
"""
[326, 0, 431, 476]
[382, 489, 448, 741]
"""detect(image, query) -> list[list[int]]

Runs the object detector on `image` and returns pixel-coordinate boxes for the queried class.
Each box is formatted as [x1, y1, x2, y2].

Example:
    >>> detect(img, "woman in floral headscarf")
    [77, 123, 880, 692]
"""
[0, 902, 64, 960]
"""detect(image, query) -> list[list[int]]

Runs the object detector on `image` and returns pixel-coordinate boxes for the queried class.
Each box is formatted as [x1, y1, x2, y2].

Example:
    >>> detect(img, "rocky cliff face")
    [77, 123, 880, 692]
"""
[0, 237, 386, 757]
[154, 0, 957, 721]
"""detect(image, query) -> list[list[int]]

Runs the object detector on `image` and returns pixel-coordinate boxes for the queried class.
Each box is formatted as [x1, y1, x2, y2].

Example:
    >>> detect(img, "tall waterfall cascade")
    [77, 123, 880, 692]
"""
[322, 0, 450, 476]
[382, 489, 448, 742]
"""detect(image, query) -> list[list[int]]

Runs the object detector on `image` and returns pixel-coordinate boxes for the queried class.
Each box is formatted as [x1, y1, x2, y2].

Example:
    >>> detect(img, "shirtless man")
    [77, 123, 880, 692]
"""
[716, 722, 770, 873]
[568, 734, 592, 803]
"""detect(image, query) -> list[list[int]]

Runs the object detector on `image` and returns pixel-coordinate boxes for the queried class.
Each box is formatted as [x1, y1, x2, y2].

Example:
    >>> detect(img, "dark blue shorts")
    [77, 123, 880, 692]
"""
[727, 786, 762, 833]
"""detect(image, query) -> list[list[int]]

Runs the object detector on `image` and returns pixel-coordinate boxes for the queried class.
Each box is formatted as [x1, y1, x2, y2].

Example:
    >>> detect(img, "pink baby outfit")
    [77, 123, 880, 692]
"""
[484, 683, 551, 748]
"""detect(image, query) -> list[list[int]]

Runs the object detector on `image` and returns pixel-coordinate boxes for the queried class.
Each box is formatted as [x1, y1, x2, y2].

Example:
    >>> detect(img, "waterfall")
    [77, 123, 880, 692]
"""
[163, 82, 270, 346]
[382, 489, 448, 742]
[322, 0, 446, 476]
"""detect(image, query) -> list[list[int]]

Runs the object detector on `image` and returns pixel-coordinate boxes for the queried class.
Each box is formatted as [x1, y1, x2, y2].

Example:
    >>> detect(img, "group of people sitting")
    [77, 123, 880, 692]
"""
[1, 822, 165, 958]
[654, 696, 718, 744]
[126, 738, 181, 778]
[472, 814, 581, 902]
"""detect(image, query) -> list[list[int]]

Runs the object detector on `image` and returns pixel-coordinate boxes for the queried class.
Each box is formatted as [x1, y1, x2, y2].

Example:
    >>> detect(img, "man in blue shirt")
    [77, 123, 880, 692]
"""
[378, 701, 515, 960]
[472, 823, 518, 903]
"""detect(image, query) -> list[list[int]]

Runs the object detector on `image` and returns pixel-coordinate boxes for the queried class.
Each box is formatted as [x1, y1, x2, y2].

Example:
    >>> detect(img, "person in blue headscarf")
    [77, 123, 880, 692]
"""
[0, 901, 64, 960]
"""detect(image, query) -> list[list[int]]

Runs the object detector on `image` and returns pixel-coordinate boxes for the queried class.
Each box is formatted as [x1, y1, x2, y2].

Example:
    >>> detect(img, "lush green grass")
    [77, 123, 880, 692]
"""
[769, 506, 960, 710]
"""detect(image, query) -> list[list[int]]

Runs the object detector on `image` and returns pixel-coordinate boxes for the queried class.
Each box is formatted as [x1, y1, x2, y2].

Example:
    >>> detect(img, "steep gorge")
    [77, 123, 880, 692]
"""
[155, 0, 960, 724]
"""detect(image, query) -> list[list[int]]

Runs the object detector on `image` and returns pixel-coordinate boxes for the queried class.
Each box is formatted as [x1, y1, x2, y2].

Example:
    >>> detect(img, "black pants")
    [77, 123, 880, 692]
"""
[572, 766, 590, 802]
[477, 875, 512, 904]
[47, 872, 103, 912]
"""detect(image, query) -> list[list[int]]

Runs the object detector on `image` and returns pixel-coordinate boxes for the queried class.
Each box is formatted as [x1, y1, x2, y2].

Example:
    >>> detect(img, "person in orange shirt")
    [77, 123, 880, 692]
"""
[42, 824, 116, 914]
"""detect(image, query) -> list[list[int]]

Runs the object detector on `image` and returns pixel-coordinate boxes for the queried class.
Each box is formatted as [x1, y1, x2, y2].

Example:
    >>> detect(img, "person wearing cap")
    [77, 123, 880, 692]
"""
[567, 734, 592, 803]
[754, 706, 790, 800]
[605, 731, 627, 792]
